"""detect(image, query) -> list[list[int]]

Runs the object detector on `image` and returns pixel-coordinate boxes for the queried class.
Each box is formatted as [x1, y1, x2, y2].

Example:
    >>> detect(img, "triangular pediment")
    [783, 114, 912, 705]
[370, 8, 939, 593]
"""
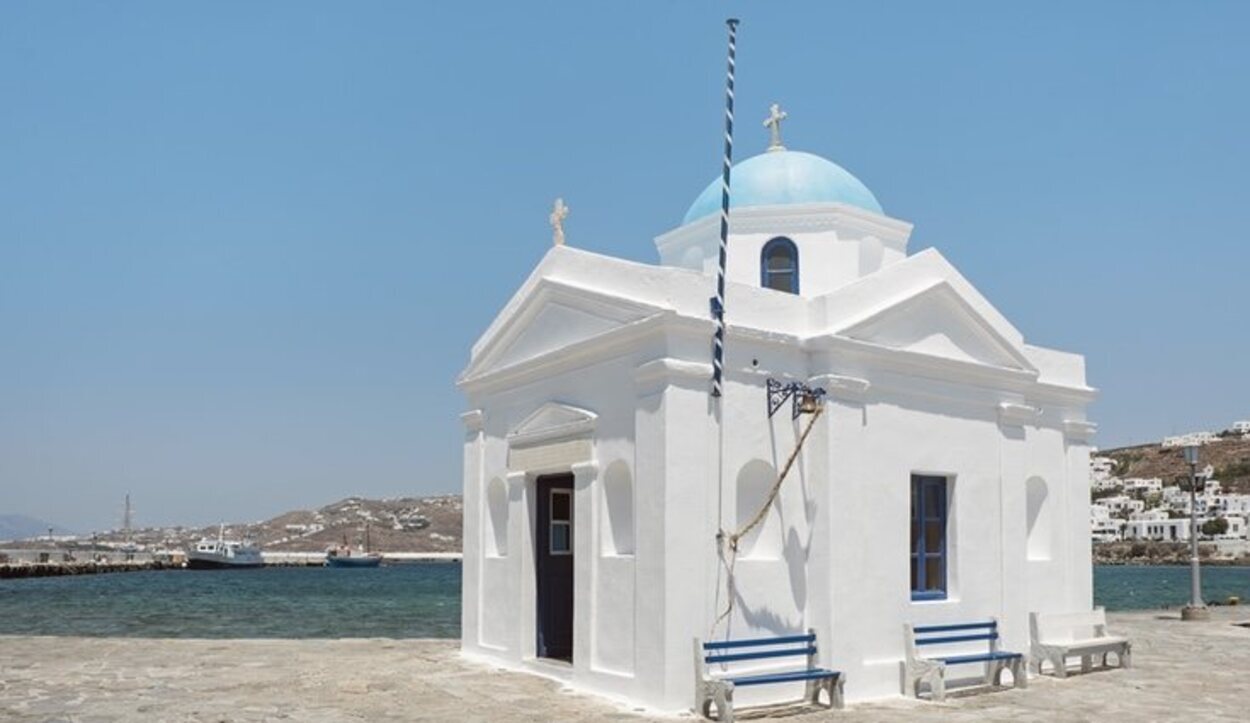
[462, 279, 662, 382]
[840, 281, 1035, 371]
[508, 402, 597, 447]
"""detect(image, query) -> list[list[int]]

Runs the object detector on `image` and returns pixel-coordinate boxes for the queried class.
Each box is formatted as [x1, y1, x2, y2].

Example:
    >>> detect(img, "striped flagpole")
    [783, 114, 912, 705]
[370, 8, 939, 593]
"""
[710, 17, 739, 398]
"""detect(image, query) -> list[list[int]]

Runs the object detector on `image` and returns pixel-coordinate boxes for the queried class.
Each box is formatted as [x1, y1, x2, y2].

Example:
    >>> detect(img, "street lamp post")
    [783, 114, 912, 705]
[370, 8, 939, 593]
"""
[1181, 444, 1208, 621]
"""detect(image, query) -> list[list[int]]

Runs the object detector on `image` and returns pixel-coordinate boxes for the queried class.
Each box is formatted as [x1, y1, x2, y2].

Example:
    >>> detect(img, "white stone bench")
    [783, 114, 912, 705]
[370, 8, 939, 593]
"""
[902, 619, 1026, 702]
[1029, 608, 1131, 677]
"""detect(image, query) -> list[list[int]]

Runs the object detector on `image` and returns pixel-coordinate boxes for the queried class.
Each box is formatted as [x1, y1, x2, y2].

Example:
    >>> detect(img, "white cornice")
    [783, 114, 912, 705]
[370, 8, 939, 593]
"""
[809, 373, 871, 401]
[459, 312, 674, 395]
[809, 335, 1039, 392]
[464, 277, 662, 380]
[570, 460, 600, 477]
[998, 402, 1042, 426]
[634, 358, 712, 394]
[1032, 381, 1099, 405]
[462, 308, 1096, 409]
[460, 409, 484, 432]
[1063, 419, 1098, 442]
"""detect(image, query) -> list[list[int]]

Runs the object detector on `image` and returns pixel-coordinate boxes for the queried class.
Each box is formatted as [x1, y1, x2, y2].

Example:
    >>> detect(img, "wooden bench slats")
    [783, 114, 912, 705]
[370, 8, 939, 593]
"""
[705, 646, 818, 665]
[915, 632, 997, 646]
[701, 633, 814, 650]
[913, 621, 996, 634]
[727, 667, 839, 687]
[940, 651, 1021, 665]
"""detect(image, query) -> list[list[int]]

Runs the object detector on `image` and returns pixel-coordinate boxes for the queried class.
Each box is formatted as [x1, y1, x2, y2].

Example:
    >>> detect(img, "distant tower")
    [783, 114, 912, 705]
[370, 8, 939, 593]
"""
[123, 493, 133, 547]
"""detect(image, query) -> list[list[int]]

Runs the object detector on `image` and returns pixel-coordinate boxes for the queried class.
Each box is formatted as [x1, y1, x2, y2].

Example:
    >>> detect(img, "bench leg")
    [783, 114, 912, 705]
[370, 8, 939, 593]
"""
[1012, 658, 1028, 689]
[699, 687, 714, 720]
[712, 684, 734, 723]
[698, 681, 734, 722]
[931, 669, 946, 703]
[831, 675, 845, 710]
[1122, 643, 1132, 669]
[1052, 652, 1067, 678]
[697, 681, 714, 720]
[1081, 654, 1092, 674]
[986, 659, 1001, 687]
[810, 676, 840, 709]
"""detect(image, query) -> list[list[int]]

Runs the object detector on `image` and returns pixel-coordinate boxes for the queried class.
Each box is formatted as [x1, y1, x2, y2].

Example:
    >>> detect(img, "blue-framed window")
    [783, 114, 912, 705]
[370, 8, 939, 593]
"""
[760, 237, 799, 294]
[910, 475, 948, 600]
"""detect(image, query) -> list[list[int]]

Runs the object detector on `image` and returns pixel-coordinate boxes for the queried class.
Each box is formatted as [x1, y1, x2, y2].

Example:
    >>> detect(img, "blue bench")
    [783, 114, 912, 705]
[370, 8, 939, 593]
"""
[694, 629, 843, 722]
[903, 619, 1026, 701]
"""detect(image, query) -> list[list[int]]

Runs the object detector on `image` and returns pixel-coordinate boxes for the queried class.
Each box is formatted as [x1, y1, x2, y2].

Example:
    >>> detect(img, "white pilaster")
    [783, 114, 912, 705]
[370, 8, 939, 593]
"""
[571, 460, 599, 674]
[506, 470, 533, 658]
[460, 410, 484, 653]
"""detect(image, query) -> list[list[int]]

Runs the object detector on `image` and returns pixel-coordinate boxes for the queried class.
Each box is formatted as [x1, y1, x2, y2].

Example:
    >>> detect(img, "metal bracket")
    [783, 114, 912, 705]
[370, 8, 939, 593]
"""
[767, 379, 827, 419]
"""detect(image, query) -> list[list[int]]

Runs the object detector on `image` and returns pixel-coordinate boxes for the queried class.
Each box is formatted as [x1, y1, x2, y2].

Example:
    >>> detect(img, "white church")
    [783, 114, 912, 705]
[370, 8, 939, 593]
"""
[457, 109, 1097, 712]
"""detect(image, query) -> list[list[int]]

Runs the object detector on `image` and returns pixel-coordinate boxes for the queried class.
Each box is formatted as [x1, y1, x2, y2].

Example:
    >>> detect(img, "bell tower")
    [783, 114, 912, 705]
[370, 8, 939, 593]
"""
[655, 107, 913, 297]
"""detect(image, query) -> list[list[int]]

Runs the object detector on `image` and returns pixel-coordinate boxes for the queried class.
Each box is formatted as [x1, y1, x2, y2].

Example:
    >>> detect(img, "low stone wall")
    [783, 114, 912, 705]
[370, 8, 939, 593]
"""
[1093, 540, 1250, 565]
[0, 560, 176, 579]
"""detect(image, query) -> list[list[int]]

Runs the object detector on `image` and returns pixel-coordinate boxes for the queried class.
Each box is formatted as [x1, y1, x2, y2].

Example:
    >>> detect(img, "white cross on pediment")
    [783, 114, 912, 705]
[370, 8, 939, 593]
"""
[549, 198, 569, 246]
[764, 103, 788, 152]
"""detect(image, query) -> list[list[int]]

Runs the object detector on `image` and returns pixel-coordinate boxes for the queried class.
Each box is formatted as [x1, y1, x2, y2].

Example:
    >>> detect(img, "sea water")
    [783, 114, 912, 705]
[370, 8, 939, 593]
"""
[0, 563, 460, 638]
[1, 564, 1246, 638]
[1094, 565, 1249, 610]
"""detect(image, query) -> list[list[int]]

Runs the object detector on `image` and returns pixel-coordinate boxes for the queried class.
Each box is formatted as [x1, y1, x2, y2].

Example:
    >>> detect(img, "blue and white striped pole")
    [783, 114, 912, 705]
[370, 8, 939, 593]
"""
[711, 17, 739, 398]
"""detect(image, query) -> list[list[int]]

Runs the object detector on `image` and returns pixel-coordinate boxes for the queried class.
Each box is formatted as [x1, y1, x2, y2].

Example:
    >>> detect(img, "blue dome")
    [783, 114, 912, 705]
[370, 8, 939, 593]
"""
[682, 150, 882, 225]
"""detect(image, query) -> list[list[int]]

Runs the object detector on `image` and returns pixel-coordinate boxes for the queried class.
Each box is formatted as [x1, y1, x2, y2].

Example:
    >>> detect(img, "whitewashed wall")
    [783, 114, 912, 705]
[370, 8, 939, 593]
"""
[459, 235, 1094, 712]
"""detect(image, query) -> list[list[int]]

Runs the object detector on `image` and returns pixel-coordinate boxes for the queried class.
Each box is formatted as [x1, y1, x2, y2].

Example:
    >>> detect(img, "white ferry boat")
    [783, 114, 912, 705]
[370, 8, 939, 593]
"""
[186, 526, 263, 569]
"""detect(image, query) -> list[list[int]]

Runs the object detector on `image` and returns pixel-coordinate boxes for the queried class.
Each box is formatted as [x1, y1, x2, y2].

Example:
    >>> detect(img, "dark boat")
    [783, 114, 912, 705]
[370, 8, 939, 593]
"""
[325, 523, 383, 568]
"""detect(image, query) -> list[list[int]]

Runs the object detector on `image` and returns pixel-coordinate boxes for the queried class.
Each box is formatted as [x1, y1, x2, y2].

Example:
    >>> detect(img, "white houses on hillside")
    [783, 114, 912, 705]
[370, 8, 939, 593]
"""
[1122, 511, 1189, 542]
[458, 114, 1097, 710]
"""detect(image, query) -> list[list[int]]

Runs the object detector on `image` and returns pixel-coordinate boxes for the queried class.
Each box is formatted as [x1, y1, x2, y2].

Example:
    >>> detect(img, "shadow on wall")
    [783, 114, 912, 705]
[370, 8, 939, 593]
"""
[1026, 476, 1051, 561]
[732, 585, 802, 638]
[487, 477, 508, 557]
[725, 457, 815, 637]
[602, 460, 635, 556]
[737, 460, 782, 559]
[785, 527, 808, 611]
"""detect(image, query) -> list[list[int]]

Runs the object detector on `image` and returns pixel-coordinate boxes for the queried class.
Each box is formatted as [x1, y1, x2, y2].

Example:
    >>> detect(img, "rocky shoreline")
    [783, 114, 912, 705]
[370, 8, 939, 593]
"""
[1093, 540, 1250, 566]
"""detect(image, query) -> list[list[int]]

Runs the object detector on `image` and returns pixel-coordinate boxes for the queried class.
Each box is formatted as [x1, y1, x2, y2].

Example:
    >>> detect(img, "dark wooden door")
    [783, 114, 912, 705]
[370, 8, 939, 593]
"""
[535, 473, 574, 662]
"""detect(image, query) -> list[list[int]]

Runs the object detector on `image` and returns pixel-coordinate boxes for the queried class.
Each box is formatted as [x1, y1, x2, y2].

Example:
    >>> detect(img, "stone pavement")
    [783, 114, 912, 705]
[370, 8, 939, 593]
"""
[1, 608, 1247, 722]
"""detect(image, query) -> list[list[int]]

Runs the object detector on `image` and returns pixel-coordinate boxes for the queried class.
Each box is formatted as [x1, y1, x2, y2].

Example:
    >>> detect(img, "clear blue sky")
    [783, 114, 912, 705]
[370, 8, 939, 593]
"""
[2, 2, 1247, 533]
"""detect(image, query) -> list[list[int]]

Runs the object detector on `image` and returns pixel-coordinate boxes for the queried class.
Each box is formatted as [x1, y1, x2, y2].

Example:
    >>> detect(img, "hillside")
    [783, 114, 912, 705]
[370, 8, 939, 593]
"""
[0, 515, 73, 542]
[254, 495, 462, 553]
[1098, 435, 1250, 493]
[10, 496, 464, 554]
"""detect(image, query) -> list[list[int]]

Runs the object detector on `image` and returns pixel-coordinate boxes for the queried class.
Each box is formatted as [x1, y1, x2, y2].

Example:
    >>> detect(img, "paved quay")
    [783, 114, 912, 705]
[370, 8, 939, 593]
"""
[0, 608, 1246, 722]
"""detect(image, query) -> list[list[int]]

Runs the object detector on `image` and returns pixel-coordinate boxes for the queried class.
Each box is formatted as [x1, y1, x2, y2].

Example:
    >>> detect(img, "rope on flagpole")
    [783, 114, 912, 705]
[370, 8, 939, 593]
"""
[710, 17, 738, 399]
[709, 17, 738, 641]
[711, 403, 824, 637]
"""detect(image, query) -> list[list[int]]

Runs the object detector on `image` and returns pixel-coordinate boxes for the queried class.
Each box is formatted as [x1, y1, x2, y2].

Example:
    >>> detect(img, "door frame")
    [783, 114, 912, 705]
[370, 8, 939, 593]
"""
[535, 473, 575, 662]
[508, 460, 597, 674]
